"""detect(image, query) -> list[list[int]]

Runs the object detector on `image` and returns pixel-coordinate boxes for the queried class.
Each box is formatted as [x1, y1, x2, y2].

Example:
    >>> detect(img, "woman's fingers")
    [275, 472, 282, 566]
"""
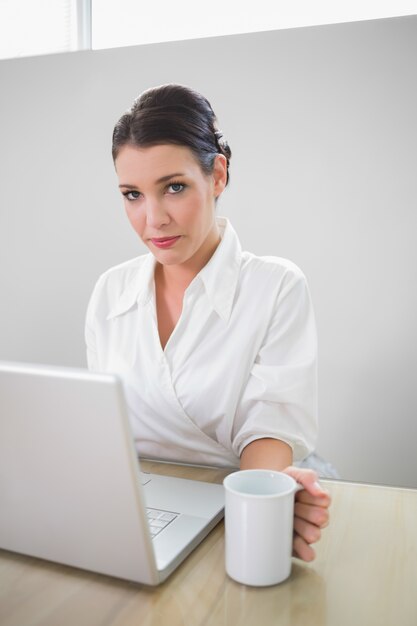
[283, 466, 332, 507]
[296, 489, 331, 508]
[283, 466, 332, 562]
[292, 533, 316, 562]
[283, 467, 321, 493]
[294, 501, 330, 528]
[293, 515, 322, 545]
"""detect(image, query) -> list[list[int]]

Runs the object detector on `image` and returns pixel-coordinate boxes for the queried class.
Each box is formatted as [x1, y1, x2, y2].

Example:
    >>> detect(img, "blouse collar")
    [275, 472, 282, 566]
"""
[106, 216, 242, 322]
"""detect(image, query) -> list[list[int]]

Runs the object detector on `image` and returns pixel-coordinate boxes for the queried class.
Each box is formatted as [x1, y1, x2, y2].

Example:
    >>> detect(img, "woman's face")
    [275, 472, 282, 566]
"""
[115, 144, 227, 271]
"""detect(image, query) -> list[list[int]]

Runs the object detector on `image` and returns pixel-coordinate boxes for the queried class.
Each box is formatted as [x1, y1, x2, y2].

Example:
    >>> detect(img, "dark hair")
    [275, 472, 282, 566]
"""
[112, 83, 231, 186]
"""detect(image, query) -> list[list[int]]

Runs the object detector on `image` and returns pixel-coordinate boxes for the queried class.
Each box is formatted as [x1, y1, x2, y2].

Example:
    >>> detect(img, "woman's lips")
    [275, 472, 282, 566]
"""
[150, 236, 181, 249]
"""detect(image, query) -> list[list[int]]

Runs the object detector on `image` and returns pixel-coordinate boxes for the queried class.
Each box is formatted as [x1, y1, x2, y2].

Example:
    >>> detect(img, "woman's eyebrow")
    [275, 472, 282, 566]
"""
[156, 172, 185, 183]
[119, 172, 186, 189]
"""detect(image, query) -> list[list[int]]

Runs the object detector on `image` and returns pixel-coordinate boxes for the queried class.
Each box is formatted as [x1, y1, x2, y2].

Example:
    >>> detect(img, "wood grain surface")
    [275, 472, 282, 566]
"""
[1, 461, 416, 626]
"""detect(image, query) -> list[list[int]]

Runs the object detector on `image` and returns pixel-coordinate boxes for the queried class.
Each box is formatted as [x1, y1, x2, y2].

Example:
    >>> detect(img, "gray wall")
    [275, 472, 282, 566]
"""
[1, 16, 416, 487]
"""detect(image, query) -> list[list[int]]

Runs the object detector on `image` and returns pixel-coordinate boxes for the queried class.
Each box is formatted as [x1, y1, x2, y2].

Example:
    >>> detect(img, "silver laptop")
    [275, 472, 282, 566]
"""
[0, 361, 225, 585]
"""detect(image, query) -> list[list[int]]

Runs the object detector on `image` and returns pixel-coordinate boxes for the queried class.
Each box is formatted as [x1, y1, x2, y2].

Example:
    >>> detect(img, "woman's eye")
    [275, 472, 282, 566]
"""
[123, 190, 140, 201]
[167, 182, 185, 194]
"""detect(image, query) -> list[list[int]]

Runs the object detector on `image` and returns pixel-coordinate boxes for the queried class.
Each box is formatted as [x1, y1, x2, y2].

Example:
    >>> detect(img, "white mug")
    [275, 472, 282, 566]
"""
[223, 469, 302, 586]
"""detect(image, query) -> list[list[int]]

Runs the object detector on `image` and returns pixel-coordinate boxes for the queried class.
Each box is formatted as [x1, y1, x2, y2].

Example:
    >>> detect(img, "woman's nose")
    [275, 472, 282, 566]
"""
[145, 199, 170, 229]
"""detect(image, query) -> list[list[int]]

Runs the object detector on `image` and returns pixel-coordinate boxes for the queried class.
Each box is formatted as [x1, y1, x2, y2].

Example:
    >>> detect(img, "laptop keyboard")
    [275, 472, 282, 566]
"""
[139, 474, 179, 538]
[146, 508, 179, 538]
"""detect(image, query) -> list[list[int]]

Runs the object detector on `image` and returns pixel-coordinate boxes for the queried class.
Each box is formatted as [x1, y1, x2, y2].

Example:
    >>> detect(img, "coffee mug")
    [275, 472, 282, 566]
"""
[223, 469, 302, 586]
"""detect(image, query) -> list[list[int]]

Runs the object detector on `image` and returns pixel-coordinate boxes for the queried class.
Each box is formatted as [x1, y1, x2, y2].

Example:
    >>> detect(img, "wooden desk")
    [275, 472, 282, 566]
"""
[0, 460, 416, 626]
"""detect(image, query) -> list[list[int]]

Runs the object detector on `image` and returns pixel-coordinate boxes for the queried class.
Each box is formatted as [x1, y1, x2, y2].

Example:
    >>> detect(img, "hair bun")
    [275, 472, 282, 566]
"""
[214, 130, 231, 165]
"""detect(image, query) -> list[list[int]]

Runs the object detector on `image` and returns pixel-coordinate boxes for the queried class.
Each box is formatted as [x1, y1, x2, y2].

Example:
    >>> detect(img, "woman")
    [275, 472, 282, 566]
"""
[85, 83, 330, 561]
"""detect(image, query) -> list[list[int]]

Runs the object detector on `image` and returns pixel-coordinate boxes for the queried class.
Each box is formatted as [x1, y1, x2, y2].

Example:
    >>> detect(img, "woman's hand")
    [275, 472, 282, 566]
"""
[240, 440, 331, 561]
[283, 466, 331, 562]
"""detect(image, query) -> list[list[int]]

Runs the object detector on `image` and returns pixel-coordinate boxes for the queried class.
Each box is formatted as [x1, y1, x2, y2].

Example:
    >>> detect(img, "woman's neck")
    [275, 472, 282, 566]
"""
[156, 230, 221, 294]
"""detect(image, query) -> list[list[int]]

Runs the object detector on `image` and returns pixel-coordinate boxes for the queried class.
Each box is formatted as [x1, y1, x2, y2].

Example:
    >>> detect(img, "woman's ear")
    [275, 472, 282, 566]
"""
[212, 154, 228, 197]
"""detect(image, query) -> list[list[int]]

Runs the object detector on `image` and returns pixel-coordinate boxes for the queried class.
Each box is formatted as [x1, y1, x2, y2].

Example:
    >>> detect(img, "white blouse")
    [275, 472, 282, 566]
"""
[85, 217, 318, 468]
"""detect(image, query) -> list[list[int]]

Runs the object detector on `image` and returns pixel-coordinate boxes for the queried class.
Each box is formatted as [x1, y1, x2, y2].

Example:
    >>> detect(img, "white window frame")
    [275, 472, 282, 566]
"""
[76, 0, 92, 50]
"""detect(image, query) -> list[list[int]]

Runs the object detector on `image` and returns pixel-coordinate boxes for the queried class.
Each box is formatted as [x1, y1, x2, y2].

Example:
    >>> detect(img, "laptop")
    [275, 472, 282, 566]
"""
[0, 361, 225, 585]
